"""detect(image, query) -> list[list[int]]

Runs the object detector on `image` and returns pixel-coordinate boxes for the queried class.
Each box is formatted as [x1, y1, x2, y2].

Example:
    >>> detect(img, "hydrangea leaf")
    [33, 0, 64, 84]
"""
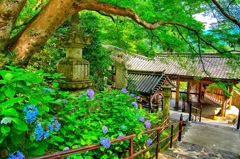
[2, 108, 19, 117]
[12, 118, 28, 131]
[4, 87, 16, 98]
[1, 125, 10, 134]
[52, 136, 64, 142]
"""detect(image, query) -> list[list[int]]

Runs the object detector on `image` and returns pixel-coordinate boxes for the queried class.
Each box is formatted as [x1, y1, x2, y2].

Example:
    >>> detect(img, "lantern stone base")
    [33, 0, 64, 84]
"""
[59, 81, 94, 90]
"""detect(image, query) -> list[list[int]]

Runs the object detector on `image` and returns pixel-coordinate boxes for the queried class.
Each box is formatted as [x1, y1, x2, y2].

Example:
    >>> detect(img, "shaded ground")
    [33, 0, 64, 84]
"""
[169, 95, 239, 128]
[159, 122, 240, 159]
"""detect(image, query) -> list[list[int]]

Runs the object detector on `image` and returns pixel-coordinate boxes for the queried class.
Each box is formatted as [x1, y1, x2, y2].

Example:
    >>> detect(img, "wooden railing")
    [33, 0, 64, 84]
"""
[189, 101, 202, 122]
[31, 115, 184, 159]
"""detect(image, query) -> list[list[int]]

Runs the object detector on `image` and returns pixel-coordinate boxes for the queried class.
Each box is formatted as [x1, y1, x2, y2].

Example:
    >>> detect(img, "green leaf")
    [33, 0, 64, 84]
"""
[4, 73, 13, 81]
[1, 108, 19, 117]
[1, 125, 10, 134]
[0, 97, 25, 108]
[52, 136, 64, 142]
[31, 142, 48, 156]
[10, 132, 25, 145]
[12, 118, 28, 131]
[4, 88, 16, 98]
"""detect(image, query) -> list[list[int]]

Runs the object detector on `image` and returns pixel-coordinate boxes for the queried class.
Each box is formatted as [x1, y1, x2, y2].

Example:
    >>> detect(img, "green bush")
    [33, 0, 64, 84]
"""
[0, 67, 163, 159]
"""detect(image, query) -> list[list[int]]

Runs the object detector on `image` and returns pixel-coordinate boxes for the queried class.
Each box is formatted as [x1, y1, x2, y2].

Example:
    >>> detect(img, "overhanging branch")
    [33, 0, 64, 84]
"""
[211, 0, 240, 27]
[83, 2, 227, 54]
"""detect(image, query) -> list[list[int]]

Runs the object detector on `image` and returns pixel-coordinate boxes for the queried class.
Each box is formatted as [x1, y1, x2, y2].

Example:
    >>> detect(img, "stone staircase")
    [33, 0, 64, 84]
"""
[158, 122, 240, 159]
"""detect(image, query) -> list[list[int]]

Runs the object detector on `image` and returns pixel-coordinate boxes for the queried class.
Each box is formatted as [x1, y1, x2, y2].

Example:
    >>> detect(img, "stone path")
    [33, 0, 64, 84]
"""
[159, 122, 240, 159]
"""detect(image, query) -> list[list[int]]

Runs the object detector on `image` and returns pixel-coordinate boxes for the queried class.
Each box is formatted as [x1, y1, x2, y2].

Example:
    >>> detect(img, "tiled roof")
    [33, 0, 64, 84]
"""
[127, 70, 166, 95]
[111, 52, 240, 80]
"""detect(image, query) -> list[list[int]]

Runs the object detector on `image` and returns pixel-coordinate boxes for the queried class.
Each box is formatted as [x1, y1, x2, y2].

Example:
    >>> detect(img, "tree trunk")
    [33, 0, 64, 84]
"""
[0, 0, 27, 51]
[9, 0, 78, 64]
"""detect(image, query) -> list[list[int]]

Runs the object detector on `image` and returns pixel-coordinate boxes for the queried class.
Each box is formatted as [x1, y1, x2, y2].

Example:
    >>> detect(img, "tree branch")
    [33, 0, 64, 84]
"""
[211, 0, 240, 27]
[0, 0, 27, 51]
[85, 2, 228, 54]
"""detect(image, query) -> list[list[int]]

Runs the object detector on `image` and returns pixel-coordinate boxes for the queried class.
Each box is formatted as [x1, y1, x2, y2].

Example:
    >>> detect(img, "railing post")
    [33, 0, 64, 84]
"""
[195, 108, 197, 121]
[189, 100, 192, 121]
[155, 129, 160, 159]
[129, 137, 134, 159]
[237, 108, 240, 130]
[199, 105, 202, 122]
[178, 114, 183, 142]
[170, 125, 174, 149]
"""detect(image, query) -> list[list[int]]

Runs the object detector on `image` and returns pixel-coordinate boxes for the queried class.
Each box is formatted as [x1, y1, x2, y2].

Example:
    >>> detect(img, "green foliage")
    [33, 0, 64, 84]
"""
[80, 11, 114, 90]
[0, 67, 163, 158]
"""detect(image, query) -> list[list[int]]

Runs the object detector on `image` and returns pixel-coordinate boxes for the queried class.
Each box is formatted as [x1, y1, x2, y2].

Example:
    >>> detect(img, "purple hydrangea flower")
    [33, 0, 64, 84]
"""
[117, 133, 124, 139]
[132, 102, 138, 109]
[121, 88, 127, 94]
[63, 147, 70, 151]
[100, 137, 111, 149]
[87, 89, 94, 98]
[146, 139, 153, 146]
[144, 120, 151, 129]
[130, 93, 134, 97]
[23, 104, 39, 124]
[102, 126, 108, 134]
[8, 151, 25, 159]
[62, 99, 68, 105]
[139, 116, 144, 122]
[136, 96, 141, 100]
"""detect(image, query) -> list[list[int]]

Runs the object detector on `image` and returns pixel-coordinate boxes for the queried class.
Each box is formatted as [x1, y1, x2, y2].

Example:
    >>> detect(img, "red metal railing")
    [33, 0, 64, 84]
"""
[31, 115, 183, 159]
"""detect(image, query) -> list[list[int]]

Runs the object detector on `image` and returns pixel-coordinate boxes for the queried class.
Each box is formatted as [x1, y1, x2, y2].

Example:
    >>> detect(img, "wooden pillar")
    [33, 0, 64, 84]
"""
[187, 82, 191, 102]
[175, 77, 180, 108]
[221, 94, 227, 117]
[198, 82, 201, 103]
[228, 86, 233, 109]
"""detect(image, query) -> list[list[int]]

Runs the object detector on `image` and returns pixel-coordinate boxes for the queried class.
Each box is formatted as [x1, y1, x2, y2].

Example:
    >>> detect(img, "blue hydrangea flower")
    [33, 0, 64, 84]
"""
[47, 123, 54, 131]
[23, 104, 39, 124]
[145, 120, 151, 129]
[87, 89, 94, 98]
[62, 99, 68, 105]
[102, 126, 108, 134]
[139, 116, 144, 122]
[119, 125, 126, 130]
[132, 102, 138, 109]
[100, 137, 111, 149]
[130, 93, 134, 97]
[8, 151, 25, 159]
[1, 117, 12, 124]
[43, 88, 53, 93]
[50, 117, 61, 131]
[34, 123, 45, 141]
[117, 133, 124, 139]
[121, 88, 127, 94]
[146, 139, 153, 146]
[34, 122, 50, 141]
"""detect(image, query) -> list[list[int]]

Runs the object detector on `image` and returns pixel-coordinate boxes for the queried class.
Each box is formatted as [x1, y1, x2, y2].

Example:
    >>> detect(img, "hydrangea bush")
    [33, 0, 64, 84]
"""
[0, 67, 163, 158]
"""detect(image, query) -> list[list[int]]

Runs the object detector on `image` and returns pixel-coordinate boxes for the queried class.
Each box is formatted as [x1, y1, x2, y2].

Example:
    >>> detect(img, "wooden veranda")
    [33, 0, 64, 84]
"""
[109, 47, 240, 117]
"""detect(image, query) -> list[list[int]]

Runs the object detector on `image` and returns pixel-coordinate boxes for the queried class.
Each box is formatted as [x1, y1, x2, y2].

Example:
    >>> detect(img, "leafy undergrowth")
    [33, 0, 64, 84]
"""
[0, 66, 163, 159]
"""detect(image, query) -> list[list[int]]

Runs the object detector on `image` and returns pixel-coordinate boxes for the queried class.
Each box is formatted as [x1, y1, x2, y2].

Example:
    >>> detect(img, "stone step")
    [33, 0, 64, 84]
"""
[159, 141, 239, 159]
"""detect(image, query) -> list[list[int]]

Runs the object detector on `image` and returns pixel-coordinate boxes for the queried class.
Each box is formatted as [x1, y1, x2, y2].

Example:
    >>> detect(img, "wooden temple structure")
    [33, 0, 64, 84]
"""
[109, 45, 240, 117]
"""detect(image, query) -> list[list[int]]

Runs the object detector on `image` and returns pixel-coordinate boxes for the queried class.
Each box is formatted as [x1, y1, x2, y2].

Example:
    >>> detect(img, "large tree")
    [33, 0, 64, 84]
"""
[0, 0, 239, 66]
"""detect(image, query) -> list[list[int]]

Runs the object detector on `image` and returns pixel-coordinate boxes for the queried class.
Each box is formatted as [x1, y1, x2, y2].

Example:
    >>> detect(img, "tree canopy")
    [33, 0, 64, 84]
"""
[0, 0, 239, 66]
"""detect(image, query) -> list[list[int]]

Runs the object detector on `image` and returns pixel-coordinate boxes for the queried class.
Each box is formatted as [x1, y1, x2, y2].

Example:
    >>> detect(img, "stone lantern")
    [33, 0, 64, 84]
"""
[162, 84, 173, 116]
[57, 14, 94, 90]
